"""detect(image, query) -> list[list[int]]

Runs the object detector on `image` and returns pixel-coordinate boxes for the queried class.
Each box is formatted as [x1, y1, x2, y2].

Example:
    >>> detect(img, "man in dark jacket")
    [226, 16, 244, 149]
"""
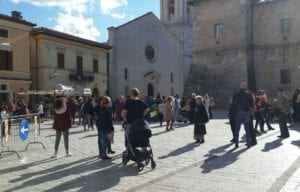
[231, 82, 254, 148]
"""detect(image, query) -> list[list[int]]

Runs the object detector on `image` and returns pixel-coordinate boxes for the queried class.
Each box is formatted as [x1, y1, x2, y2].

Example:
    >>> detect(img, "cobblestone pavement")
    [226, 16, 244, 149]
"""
[0, 109, 300, 192]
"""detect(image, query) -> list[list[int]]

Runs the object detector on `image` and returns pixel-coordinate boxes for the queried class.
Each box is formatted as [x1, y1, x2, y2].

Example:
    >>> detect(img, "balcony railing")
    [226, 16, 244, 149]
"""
[69, 72, 94, 82]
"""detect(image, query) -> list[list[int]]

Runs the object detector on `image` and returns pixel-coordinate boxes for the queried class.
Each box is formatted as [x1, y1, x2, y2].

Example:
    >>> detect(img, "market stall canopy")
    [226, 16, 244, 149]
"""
[17, 84, 80, 96]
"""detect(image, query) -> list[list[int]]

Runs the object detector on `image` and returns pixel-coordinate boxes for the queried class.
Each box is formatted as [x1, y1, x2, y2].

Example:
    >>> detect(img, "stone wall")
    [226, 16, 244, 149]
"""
[186, 0, 249, 106]
[187, 0, 300, 105]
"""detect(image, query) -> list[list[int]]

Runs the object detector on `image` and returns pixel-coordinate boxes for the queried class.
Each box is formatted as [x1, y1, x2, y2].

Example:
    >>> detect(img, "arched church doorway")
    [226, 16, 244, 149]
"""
[147, 83, 154, 97]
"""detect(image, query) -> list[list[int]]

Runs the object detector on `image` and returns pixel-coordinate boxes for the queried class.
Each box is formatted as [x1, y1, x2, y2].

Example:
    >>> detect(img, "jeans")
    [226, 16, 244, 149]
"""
[278, 112, 290, 137]
[261, 111, 272, 129]
[173, 108, 180, 122]
[234, 111, 251, 146]
[97, 128, 108, 156]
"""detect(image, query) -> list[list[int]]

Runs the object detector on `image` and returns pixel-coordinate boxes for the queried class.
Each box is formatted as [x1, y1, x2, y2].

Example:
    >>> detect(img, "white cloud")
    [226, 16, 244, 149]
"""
[54, 13, 100, 41]
[9, 0, 130, 40]
[100, 0, 128, 19]
[100, 0, 128, 14]
[10, 0, 92, 14]
[111, 13, 126, 19]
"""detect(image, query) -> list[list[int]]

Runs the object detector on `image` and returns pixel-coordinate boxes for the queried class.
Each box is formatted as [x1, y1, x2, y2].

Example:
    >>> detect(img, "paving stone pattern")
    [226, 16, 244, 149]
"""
[0, 110, 300, 192]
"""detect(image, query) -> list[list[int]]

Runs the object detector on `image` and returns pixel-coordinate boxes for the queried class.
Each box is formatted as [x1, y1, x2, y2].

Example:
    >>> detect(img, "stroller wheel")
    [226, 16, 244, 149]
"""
[151, 160, 156, 169]
[137, 163, 144, 171]
[145, 158, 150, 165]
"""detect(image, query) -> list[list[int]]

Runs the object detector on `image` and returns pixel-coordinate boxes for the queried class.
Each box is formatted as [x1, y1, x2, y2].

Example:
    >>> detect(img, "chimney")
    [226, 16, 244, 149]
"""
[11, 11, 23, 20]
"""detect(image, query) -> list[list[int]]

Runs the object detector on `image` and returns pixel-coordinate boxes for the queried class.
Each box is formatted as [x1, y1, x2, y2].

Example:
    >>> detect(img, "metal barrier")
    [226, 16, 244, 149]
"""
[0, 113, 46, 159]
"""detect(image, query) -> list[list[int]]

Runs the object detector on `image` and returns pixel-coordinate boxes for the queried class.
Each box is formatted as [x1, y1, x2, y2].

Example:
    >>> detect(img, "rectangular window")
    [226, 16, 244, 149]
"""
[124, 68, 128, 80]
[0, 29, 8, 38]
[93, 58, 98, 73]
[0, 93, 9, 104]
[214, 23, 223, 39]
[0, 84, 7, 90]
[0, 50, 13, 71]
[280, 69, 291, 84]
[281, 19, 291, 34]
[76, 56, 83, 75]
[57, 52, 65, 69]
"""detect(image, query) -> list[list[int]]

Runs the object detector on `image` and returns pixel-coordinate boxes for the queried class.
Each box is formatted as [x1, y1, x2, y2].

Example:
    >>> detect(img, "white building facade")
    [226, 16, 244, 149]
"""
[108, 0, 193, 99]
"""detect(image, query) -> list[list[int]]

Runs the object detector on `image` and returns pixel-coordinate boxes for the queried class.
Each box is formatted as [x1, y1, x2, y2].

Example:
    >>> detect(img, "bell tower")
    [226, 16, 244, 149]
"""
[160, 0, 192, 27]
[160, 0, 193, 85]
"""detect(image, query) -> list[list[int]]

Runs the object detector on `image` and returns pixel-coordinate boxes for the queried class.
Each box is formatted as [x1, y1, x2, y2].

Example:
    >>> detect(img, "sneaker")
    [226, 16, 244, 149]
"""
[268, 127, 275, 130]
[50, 154, 57, 158]
[101, 155, 112, 160]
[65, 153, 72, 157]
[170, 127, 175, 131]
[108, 150, 115, 154]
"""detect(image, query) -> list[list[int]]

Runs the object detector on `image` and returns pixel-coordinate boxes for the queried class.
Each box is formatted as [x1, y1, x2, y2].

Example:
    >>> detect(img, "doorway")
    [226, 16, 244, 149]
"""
[147, 83, 154, 97]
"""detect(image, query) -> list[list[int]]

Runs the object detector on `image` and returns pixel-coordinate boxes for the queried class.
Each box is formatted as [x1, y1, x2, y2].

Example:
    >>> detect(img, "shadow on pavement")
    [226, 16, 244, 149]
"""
[151, 124, 191, 137]
[0, 157, 62, 175]
[46, 129, 93, 137]
[261, 139, 283, 152]
[201, 144, 247, 173]
[289, 123, 300, 132]
[291, 140, 300, 148]
[79, 134, 98, 139]
[158, 143, 197, 159]
[204, 143, 233, 155]
[4, 156, 138, 192]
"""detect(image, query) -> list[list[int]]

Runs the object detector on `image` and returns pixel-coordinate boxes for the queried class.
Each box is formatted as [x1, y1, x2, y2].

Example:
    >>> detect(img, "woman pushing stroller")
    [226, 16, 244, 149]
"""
[121, 88, 150, 142]
[121, 88, 156, 170]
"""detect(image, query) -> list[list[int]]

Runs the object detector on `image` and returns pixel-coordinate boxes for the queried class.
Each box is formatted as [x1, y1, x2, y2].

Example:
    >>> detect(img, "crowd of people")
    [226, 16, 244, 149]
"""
[229, 82, 296, 149]
[0, 84, 299, 161]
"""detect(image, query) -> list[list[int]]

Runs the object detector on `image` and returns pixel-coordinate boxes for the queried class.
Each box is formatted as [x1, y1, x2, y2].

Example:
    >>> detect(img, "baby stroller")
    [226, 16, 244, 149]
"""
[122, 119, 156, 171]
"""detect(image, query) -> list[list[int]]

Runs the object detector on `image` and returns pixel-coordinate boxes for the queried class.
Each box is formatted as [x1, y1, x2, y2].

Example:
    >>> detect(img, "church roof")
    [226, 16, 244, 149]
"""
[112, 12, 156, 29]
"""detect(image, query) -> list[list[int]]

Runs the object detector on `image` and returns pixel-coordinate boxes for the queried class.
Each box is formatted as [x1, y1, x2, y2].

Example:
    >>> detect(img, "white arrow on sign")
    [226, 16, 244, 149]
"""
[21, 126, 29, 134]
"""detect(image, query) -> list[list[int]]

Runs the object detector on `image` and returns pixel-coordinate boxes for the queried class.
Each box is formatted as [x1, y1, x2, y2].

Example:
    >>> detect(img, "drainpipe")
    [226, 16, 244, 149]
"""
[31, 34, 39, 95]
[246, 0, 257, 92]
[106, 52, 110, 95]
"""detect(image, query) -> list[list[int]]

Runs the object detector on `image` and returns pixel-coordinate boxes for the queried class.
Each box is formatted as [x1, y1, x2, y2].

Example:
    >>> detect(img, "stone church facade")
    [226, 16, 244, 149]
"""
[108, 0, 194, 99]
[187, 0, 300, 105]
[109, 0, 300, 104]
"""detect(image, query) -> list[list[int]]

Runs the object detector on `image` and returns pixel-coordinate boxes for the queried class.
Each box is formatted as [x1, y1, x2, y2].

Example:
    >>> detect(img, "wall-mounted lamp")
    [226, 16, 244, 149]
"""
[0, 42, 12, 51]
[49, 70, 58, 79]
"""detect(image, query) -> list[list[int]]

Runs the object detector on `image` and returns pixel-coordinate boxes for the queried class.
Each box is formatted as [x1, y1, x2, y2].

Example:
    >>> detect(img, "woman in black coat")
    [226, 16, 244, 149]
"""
[194, 95, 209, 143]
[95, 96, 114, 160]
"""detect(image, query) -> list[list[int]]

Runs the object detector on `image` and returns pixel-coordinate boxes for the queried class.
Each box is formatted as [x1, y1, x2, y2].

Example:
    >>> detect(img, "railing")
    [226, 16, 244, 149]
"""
[0, 113, 45, 159]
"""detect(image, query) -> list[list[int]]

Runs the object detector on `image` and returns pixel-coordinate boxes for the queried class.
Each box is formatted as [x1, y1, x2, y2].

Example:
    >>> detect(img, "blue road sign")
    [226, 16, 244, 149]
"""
[20, 119, 30, 141]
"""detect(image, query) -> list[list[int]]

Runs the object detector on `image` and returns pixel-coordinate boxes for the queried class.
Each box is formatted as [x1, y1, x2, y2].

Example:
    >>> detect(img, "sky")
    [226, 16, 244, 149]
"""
[0, 0, 160, 42]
